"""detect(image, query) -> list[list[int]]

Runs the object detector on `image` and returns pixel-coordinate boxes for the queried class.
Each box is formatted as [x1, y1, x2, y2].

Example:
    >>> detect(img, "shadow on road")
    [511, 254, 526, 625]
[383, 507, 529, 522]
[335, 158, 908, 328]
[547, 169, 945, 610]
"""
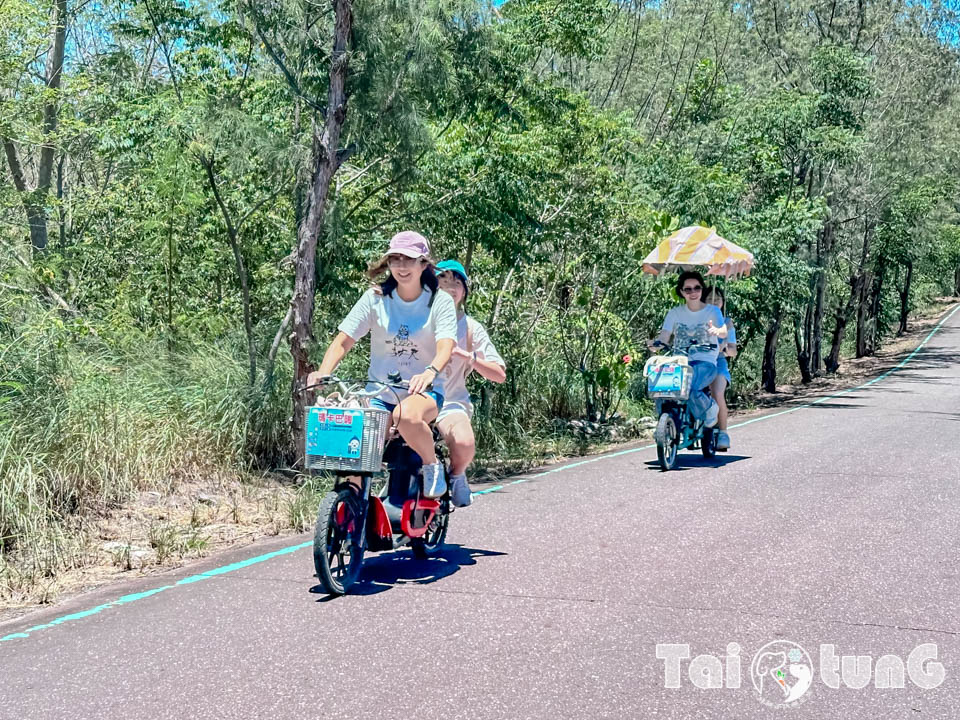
[644, 454, 751, 472]
[309, 544, 507, 598]
[797, 402, 867, 410]
[897, 410, 960, 421]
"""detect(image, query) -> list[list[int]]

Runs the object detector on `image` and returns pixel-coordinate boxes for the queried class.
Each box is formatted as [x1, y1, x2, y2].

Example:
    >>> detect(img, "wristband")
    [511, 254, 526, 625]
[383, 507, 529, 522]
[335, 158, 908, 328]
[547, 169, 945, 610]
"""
[425, 365, 439, 375]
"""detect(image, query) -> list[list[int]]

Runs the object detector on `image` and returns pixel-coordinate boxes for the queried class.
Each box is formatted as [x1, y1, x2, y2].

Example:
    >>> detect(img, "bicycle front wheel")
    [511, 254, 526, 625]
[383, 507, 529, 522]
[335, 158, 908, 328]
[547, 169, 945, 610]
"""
[655, 412, 678, 471]
[313, 488, 365, 595]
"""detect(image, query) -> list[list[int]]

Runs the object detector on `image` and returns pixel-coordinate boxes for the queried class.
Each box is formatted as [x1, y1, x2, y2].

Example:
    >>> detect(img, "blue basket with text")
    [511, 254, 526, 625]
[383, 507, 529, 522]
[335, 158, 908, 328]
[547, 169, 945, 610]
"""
[644, 357, 693, 400]
[305, 406, 391, 473]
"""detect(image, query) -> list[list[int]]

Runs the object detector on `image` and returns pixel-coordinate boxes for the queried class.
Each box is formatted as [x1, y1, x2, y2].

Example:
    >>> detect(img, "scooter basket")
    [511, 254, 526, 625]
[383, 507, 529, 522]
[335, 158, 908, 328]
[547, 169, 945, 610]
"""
[305, 406, 391, 473]
[644, 356, 692, 400]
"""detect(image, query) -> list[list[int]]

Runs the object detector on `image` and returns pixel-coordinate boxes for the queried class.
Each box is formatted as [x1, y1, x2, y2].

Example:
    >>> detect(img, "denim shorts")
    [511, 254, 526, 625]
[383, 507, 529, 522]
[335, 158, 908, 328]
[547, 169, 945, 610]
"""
[717, 356, 731, 385]
[370, 390, 444, 414]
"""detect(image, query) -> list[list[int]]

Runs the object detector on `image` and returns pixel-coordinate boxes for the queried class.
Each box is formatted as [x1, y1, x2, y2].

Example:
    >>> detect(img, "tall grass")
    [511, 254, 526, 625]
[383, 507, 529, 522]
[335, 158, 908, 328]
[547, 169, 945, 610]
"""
[0, 294, 290, 602]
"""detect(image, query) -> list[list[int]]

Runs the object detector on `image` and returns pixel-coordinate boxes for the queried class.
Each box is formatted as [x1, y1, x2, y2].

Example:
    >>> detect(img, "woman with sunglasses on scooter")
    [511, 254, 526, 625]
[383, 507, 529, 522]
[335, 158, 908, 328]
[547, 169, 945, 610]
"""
[307, 231, 457, 497]
[434, 260, 506, 507]
[647, 270, 727, 428]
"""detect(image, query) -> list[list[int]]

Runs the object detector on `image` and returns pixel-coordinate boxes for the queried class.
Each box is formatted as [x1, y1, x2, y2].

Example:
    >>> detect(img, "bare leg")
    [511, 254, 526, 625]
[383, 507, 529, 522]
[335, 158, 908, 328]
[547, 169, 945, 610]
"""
[709, 375, 729, 430]
[393, 393, 439, 463]
[437, 412, 475, 476]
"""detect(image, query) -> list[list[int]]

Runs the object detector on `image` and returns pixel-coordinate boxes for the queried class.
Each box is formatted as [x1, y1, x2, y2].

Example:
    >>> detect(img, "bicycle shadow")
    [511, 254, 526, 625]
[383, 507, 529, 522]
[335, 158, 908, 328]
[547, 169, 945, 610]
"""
[644, 454, 751, 472]
[310, 544, 507, 599]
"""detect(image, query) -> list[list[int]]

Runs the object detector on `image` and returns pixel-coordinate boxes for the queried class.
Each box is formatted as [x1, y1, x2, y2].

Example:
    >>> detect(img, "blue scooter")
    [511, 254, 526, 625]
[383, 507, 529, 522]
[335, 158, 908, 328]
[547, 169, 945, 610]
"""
[644, 341, 719, 471]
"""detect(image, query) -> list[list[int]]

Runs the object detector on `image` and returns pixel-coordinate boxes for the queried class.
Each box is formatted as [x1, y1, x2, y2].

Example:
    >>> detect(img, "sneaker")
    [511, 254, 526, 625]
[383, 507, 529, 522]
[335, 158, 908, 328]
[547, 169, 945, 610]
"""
[421, 462, 447, 498]
[705, 400, 719, 428]
[716, 430, 731, 451]
[450, 473, 472, 507]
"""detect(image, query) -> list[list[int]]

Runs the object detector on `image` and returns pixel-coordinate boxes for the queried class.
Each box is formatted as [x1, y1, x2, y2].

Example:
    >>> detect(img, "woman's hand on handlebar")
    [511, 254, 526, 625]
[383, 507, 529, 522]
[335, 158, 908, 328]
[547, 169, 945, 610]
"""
[306, 370, 334, 389]
[407, 367, 437, 395]
[647, 339, 664, 353]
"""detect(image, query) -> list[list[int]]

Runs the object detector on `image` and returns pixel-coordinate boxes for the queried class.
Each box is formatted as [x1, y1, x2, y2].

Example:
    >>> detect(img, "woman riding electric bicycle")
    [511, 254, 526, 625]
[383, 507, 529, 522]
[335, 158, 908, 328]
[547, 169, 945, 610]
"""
[307, 230, 457, 496]
[647, 270, 727, 427]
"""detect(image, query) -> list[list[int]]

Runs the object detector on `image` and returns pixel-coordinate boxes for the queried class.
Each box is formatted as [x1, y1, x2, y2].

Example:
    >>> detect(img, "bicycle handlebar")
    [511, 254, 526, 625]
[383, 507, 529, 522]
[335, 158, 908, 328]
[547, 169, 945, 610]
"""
[650, 340, 718, 355]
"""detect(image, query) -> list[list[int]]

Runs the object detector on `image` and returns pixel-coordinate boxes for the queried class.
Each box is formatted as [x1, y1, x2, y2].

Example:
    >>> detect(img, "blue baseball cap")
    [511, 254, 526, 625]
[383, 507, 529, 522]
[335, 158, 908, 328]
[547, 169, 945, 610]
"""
[436, 259, 469, 288]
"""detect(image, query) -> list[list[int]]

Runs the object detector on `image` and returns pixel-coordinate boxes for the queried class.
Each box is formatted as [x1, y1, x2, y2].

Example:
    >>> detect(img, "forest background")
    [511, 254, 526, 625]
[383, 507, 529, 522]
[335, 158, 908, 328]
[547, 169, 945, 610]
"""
[3, 0, 960, 604]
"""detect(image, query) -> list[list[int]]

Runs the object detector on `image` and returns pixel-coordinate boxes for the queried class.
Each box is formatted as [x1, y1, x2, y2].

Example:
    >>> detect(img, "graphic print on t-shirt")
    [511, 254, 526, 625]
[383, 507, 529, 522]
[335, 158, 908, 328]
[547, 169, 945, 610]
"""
[391, 324, 420, 360]
[673, 321, 712, 351]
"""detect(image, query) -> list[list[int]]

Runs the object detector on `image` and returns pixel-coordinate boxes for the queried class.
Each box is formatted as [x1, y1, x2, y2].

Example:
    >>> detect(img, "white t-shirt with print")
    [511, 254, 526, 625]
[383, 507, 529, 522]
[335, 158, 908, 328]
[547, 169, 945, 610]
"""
[438, 314, 505, 418]
[338, 287, 458, 402]
[660, 304, 725, 364]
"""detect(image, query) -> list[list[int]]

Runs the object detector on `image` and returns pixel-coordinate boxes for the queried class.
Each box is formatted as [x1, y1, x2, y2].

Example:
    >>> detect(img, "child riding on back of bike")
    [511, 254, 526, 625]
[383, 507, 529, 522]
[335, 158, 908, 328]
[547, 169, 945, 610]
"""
[434, 259, 506, 507]
[647, 271, 727, 427]
[704, 286, 737, 450]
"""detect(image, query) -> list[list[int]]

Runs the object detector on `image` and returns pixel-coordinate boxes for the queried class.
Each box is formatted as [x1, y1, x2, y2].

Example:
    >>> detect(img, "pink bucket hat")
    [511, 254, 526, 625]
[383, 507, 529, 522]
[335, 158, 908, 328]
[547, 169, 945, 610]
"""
[385, 230, 430, 259]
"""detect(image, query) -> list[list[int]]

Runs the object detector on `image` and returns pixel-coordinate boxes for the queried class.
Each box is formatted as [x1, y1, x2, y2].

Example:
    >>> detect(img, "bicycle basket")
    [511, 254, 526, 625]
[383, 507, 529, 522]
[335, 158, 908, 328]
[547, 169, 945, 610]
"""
[644, 356, 692, 400]
[305, 406, 391, 473]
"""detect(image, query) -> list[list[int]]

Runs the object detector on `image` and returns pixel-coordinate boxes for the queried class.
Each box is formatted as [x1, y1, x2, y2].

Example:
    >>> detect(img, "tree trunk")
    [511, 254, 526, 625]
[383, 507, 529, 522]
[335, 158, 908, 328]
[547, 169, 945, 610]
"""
[464, 234, 475, 274]
[761, 310, 782, 393]
[1, 0, 68, 254]
[811, 269, 827, 374]
[57, 153, 67, 249]
[201, 157, 257, 387]
[3, 141, 50, 252]
[855, 270, 871, 358]
[826, 273, 864, 373]
[582, 371, 596, 421]
[849, 222, 874, 360]
[794, 319, 813, 384]
[863, 264, 886, 354]
[898, 260, 913, 335]
[810, 220, 835, 375]
[289, 0, 353, 465]
[262, 306, 293, 394]
[25, 202, 50, 253]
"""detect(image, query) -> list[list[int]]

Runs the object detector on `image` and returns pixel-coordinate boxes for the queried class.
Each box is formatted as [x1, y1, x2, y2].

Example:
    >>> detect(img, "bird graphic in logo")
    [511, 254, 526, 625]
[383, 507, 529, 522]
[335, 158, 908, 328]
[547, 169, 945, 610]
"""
[751, 641, 814, 708]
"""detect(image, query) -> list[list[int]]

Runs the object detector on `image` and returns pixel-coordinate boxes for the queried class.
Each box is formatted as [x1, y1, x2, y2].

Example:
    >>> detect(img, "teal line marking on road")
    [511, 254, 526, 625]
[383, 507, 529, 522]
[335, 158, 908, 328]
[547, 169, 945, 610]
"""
[1, 586, 174, 642]
[1, 543, 313, 642]
[472, 484, 504, 495]
[175, 542, 312, 586]
[4, 305, 957, 645]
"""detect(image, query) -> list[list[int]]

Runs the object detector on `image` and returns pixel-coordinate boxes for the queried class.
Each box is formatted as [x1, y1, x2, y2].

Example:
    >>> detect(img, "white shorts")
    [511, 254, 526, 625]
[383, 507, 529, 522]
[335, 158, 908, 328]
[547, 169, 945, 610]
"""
[436, 401, 472, 423]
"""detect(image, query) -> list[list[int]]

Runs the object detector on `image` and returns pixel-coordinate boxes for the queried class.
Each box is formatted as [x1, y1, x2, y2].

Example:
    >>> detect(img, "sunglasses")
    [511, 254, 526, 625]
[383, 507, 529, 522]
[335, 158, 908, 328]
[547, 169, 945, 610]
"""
[387, 254, 423, 264]
[681, 285, 702, 294]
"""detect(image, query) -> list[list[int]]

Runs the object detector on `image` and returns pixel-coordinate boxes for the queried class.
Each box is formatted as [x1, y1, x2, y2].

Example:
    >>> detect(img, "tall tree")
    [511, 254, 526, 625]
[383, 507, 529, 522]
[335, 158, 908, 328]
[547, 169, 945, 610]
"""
[2, 0, 68, 253]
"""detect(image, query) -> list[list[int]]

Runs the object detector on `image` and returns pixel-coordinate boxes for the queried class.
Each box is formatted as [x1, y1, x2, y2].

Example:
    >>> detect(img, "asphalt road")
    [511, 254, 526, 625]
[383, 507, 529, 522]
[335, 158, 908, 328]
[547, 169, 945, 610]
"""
[2, 307, 959, 719]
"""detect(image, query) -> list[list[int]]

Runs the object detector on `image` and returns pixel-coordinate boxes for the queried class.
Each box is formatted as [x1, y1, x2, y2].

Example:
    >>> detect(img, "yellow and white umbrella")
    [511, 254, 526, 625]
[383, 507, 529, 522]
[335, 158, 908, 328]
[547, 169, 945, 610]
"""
[641, 226, 754, 279]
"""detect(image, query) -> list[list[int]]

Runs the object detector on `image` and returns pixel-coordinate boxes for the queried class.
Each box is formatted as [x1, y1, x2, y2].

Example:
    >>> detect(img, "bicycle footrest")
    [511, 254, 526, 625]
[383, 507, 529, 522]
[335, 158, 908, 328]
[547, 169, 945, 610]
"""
[400, 499, 440, 538]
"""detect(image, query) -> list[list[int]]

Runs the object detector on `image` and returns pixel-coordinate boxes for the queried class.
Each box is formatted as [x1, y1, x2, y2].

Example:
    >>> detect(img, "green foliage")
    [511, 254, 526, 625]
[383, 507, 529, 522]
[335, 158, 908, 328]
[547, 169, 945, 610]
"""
[503, 0, 610, 60]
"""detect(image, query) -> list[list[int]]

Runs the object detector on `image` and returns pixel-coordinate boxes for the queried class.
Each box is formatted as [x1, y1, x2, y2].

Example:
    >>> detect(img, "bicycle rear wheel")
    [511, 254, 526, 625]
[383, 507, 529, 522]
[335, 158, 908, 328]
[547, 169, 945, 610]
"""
[313, 488, 365, 595]
[701, 427, 717, 459]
